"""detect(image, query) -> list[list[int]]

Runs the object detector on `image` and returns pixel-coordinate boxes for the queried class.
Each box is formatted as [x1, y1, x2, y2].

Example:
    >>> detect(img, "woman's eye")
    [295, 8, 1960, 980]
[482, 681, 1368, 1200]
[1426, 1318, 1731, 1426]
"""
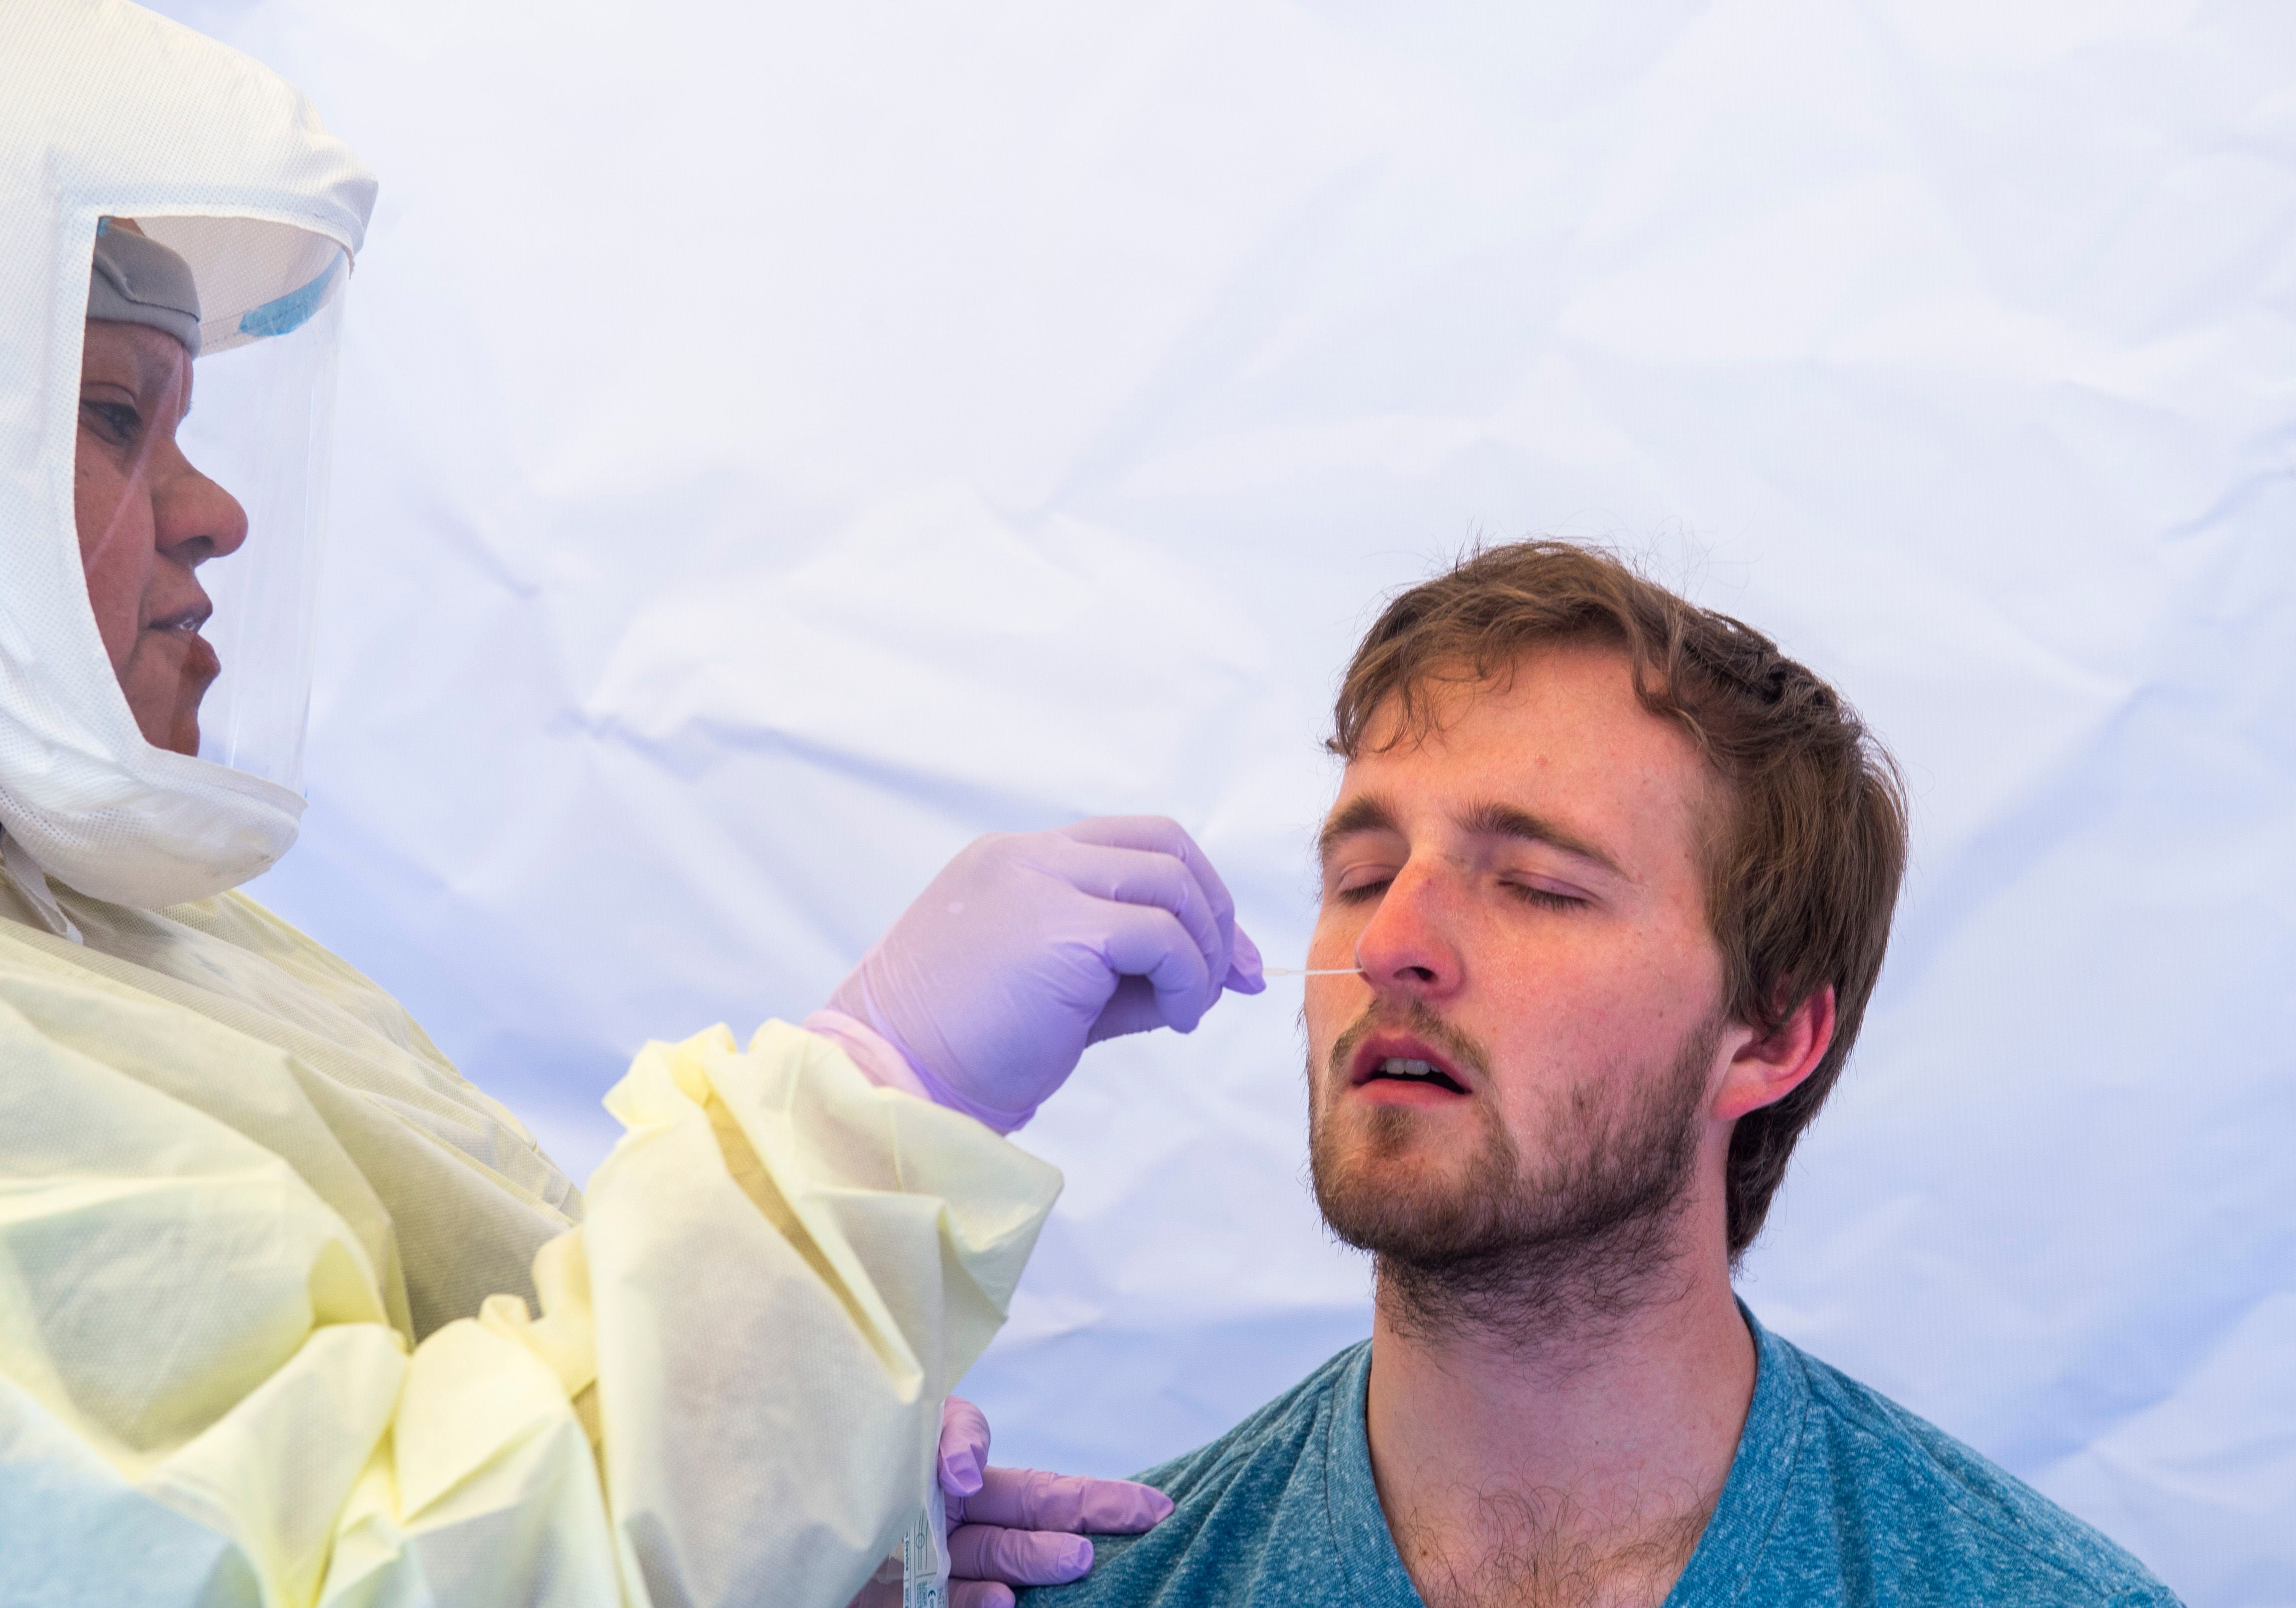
[80, 400, 141, 444]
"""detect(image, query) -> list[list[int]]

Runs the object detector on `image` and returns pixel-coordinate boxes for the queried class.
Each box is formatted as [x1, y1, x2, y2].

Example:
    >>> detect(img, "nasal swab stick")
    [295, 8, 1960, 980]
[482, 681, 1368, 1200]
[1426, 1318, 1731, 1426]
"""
[1260, 966, 1366, 977]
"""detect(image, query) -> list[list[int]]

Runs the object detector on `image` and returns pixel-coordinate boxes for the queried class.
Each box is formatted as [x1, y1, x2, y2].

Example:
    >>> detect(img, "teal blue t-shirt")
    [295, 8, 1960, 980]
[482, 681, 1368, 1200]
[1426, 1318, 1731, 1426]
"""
[1025, 1309, 2177, 1607]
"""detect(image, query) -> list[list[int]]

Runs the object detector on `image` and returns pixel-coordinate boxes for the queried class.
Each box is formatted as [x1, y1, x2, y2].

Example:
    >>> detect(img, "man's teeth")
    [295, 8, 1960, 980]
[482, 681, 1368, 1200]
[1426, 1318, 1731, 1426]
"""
[1378, 1058, 1454, 1085]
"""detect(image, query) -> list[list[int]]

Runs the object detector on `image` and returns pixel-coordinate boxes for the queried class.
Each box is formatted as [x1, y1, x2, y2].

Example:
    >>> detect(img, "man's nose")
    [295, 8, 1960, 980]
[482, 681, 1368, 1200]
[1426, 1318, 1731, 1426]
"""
[1353, 859, 1464, 999]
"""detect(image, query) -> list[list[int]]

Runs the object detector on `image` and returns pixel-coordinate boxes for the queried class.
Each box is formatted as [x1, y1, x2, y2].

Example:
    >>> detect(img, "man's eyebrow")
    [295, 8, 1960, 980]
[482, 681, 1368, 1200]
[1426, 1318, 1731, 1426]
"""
[1316, 795, 1400, 863]
[1458, 800, 1630, 881]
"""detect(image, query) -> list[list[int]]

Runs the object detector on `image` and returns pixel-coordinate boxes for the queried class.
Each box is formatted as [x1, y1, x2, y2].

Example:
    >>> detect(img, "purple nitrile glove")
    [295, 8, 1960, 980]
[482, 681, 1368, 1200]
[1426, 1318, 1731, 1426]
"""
[826, 817, 1265, 1132]
[938, 1396, 1174, 1608]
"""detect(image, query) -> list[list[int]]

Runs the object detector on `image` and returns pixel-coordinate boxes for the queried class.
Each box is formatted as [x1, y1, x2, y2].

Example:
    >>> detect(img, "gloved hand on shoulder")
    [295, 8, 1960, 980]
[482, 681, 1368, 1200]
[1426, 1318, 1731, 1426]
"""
[938, 1395, 1173, 1608]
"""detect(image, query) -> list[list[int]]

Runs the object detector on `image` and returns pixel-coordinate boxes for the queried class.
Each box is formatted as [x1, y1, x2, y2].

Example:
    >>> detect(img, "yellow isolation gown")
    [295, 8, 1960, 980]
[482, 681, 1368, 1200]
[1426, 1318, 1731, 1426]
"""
[0, 869, 1061, 1606]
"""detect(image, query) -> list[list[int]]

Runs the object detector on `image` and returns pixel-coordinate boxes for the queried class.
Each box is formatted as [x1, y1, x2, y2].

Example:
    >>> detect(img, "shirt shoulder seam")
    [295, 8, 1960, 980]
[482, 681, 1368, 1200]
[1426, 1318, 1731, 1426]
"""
[1721, 1339, 1817, 1607]
[1148, 1344, 1363, 1492]
[1322, 1349, 1380, 1607]
[1802, 1367, 2148, 1595]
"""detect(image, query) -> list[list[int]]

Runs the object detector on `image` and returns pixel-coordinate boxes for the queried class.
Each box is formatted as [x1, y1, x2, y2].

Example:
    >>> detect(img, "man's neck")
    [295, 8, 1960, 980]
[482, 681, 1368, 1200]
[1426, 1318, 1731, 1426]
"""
[1362, 1232, 1755, 1608]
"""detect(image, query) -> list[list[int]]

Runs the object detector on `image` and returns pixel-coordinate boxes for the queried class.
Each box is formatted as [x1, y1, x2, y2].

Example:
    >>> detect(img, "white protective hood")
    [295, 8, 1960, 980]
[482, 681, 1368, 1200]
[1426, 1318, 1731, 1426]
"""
[0, 0, 375, 907]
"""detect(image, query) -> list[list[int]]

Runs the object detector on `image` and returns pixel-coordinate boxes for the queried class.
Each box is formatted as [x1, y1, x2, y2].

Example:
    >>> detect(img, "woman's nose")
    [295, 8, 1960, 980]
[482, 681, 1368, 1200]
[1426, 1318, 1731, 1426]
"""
[153, 454, 249, 565]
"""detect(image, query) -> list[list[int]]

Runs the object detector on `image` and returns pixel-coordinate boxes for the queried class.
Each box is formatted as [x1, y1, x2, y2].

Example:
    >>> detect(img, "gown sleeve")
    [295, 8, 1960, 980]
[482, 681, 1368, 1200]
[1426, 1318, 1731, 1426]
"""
[0, 991, 1061, 1608]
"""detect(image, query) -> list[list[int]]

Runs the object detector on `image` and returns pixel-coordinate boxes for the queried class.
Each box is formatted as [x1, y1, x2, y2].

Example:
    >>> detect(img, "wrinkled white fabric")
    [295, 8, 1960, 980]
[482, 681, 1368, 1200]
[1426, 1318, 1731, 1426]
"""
[0, 0, 375, 906]
[0, 880, 1061, 1606]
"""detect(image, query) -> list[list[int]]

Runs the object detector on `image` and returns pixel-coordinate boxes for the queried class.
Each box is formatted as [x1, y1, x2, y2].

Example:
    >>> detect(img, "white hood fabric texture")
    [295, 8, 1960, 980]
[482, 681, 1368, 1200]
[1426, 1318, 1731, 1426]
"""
[0, 0, 375, 908]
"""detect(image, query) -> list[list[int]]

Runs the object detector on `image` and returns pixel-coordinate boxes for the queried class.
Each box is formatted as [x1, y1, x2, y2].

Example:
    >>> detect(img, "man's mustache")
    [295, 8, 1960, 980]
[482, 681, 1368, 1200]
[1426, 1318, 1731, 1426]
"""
[1325, 995, 1494, 1090]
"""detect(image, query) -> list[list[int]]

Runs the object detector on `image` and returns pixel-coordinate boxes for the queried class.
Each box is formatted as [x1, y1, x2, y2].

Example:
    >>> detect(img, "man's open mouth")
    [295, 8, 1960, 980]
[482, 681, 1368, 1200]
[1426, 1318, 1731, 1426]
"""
[1367, 1057, 1465, 1092]
[1348, 1033, 1473, 1097]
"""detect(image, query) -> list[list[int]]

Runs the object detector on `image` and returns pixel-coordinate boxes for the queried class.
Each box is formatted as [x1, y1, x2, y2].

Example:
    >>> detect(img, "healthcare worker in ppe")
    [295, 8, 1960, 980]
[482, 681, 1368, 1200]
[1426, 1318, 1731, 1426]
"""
[0, 5, 1261, 1605]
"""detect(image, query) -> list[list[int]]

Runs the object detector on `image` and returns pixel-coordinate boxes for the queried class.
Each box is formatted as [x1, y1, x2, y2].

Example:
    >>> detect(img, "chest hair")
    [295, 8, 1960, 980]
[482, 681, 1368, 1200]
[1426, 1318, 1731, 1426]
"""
[1394, 1480, 1716, 1608]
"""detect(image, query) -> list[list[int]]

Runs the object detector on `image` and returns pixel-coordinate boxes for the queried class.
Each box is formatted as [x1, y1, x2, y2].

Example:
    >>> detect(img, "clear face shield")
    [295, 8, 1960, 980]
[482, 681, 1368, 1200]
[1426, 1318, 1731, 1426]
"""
[75, 215, 344, 793]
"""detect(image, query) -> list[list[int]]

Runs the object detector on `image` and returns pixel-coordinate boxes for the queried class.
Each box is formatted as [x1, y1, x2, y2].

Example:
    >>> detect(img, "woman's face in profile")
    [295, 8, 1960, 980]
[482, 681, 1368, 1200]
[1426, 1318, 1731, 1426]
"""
[73, 318, 247, 756]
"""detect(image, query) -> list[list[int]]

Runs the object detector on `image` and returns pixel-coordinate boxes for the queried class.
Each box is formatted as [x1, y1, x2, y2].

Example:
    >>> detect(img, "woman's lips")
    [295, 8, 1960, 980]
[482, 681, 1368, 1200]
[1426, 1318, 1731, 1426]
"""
[146, 592, 219, 690]
[139, 619, 221, 687]
[146, 599, 211, 634]
[181, 629, 219, 684]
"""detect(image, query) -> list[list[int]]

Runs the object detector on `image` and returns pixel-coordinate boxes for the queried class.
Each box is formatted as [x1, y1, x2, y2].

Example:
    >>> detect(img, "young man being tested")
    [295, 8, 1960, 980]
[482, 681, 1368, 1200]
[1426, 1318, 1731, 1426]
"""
[1031, 543, 2176, 1607]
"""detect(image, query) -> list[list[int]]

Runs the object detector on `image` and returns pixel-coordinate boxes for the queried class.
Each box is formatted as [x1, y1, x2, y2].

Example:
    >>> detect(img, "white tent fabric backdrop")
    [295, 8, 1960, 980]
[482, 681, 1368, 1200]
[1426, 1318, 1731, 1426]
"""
[149, 3, 2291, 1600]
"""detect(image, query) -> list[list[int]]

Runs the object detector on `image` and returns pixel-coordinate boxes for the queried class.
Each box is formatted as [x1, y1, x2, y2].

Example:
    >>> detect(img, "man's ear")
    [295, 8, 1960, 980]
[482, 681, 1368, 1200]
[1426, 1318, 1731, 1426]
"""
[1712, 985, 1836, 1123]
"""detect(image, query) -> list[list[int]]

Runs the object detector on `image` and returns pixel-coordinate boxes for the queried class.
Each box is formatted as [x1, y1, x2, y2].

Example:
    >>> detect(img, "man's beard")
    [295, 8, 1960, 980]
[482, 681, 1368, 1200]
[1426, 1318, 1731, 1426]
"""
[1309, 999, 1719, 1353]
